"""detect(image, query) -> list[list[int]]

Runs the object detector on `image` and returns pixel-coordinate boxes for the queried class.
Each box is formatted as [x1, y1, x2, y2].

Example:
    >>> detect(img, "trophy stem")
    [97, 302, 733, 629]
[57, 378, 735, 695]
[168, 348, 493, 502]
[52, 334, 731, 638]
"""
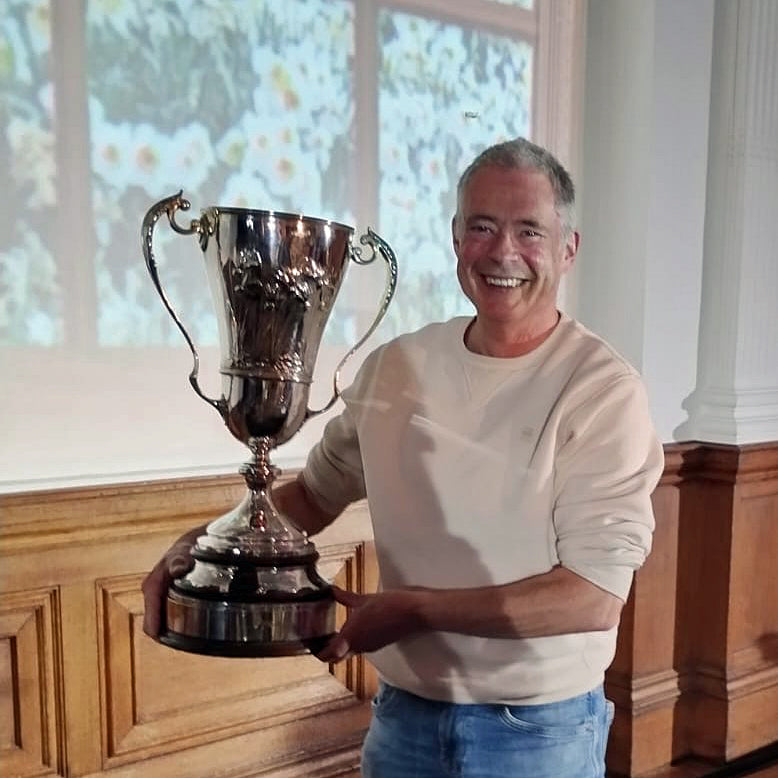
[239, 436, 279, 534]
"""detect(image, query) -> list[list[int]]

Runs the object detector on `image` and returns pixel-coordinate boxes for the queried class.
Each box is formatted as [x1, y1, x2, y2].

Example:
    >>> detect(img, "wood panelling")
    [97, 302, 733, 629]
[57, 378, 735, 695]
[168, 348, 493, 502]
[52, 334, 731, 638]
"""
[607, 441, 778, 777]
[2, 442, 777, 778]
[0, 587, 64, 777]
[0, 475, 376, 778]
[674, 444, 778, 764]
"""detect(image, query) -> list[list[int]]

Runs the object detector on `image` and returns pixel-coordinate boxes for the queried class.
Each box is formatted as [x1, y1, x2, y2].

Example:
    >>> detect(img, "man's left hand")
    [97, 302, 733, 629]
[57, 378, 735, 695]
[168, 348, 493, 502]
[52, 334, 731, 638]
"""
[315, 586, 424, 663]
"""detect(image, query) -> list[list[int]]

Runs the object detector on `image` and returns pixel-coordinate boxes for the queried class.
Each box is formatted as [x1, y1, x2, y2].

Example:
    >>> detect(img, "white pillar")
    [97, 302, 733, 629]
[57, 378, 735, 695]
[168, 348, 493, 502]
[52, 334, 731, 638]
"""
[681, 0, 778, 444]
[576, 0, 715, 442]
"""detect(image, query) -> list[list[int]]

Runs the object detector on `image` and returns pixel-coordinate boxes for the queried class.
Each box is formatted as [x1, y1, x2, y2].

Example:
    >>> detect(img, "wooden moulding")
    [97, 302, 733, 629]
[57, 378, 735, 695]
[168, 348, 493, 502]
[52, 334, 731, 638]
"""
[607, 441, 778, 777]
[675, 442, 778, 763]
[2, 441, 777, 777]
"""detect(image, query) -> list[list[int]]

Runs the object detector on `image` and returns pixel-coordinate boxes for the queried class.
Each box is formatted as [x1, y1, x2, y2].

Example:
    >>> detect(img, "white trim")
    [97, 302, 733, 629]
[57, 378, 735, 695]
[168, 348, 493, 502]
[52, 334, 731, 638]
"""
[50, 0, 97, 350]
[535, 0, 586, 314]
[383, 0, 538, 39]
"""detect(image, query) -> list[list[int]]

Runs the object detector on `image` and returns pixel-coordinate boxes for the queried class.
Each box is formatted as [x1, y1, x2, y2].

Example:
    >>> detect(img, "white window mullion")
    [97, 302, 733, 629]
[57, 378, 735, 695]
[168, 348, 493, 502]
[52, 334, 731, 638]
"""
[50, 0, 97, 350]
[534, 0, 586, 165]
[535, 0, 586, 315]
[354, 0, 380, 232]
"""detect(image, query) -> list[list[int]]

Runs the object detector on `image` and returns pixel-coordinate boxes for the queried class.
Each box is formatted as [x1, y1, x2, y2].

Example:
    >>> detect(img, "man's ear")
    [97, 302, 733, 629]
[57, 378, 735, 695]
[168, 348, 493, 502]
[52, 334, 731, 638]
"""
[563, 230, 580, 272]
[451, 215, 460, 253]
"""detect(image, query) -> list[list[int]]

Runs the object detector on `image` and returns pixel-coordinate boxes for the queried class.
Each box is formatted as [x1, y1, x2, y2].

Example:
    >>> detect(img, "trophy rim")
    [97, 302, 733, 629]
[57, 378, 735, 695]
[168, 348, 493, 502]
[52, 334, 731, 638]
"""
[204, 206, 355, 233]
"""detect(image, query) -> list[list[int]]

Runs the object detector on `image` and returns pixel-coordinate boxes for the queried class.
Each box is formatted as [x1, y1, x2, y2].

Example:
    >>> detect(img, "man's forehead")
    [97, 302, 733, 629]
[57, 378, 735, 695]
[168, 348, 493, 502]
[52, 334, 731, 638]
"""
[461, 168, 555, 209]
[464, 165, 552, 195]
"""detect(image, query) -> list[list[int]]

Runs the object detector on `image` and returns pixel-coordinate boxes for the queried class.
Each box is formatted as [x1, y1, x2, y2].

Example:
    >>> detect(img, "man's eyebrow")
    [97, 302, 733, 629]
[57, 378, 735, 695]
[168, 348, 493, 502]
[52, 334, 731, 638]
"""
[463, 215, 548, 231]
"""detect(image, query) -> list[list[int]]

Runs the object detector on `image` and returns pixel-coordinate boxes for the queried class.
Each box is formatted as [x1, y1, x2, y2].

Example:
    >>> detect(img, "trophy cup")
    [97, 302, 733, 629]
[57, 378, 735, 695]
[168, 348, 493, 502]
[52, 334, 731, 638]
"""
[141, 192, 397, 657]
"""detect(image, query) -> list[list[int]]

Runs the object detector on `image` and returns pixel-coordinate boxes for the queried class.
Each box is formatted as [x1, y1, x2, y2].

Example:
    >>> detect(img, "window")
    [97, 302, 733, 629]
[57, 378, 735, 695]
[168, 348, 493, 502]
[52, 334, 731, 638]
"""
[0, 0, 582, 489]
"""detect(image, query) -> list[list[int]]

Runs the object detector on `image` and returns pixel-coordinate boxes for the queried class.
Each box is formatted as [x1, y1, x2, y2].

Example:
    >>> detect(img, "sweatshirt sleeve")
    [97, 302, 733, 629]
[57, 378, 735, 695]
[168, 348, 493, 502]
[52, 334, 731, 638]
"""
[553, 374, 665, 601]
[300, 404, 367, 516]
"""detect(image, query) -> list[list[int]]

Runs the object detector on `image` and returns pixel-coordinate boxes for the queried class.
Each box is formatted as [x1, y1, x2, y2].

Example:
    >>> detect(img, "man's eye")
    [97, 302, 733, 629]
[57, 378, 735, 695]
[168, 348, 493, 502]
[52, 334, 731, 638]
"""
[521, 229, 542, 238]
[469, 224, 491, 233]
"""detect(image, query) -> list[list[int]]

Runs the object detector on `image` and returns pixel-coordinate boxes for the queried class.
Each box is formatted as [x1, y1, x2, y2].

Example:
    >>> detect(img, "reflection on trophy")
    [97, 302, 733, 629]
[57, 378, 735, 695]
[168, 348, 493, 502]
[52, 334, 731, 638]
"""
[141, 192, 397, 656]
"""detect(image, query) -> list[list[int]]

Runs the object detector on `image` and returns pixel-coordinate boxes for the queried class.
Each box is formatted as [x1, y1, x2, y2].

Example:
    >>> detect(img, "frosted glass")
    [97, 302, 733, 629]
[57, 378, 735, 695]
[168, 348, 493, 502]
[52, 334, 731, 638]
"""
[377, 10, 532, 337]
[0, 0, 62, 345]
[86, 0, 355, 346]
[495, 0, 534, 8]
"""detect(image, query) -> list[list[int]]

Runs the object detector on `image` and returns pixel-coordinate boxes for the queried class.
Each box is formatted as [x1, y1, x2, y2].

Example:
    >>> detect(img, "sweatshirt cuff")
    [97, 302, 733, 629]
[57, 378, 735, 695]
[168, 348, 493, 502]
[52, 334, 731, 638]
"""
[560, 562, 636, 602]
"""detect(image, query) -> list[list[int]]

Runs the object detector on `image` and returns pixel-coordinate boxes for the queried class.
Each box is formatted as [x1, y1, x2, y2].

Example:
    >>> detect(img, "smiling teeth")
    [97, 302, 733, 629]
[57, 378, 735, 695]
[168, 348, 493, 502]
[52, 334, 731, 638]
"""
[484, 276, 526, 287]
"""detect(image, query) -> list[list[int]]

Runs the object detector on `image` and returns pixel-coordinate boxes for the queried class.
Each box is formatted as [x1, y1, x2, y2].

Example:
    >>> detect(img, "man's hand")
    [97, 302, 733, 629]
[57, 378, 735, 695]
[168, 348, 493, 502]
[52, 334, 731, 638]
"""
[141, 525, 204, 639]
[316, 586, 425, 663]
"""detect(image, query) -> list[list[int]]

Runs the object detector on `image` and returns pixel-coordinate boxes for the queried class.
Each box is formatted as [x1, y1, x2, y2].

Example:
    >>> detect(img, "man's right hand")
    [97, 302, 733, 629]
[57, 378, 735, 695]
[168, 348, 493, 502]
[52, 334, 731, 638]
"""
[141, 524, 205, 639]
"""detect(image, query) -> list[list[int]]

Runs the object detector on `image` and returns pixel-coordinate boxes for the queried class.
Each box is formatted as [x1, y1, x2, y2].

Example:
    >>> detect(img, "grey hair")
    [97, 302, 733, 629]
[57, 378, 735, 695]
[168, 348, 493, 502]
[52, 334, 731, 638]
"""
[455, 138, 576, 234]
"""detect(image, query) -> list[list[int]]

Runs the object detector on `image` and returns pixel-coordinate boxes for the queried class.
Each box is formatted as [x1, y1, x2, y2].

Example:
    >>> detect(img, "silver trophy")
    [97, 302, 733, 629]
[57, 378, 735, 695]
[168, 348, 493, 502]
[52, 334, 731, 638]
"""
[141, 192, 397, 656]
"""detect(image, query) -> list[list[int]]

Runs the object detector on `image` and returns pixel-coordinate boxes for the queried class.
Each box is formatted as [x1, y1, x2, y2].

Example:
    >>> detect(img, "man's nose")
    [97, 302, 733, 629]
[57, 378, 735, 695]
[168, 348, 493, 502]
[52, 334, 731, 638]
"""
[489, 230, 519, 261]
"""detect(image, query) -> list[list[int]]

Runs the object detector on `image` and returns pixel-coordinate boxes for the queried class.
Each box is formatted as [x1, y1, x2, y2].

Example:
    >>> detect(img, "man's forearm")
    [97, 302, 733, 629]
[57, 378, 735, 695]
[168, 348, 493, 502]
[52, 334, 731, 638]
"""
[272, 473, 340, 536]
[412, 566, 623, 639]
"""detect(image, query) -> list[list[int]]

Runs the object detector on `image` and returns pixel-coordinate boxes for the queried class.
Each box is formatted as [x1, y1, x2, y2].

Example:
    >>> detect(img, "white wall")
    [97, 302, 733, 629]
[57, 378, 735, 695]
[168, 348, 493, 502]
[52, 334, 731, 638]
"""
[576, 0, 716, 443]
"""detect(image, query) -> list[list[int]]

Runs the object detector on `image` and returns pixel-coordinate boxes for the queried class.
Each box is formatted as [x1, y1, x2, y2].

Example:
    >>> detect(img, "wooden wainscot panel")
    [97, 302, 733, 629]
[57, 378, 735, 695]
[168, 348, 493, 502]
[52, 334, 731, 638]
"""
[721, 447, 778, 758]
[0, 475, 377, 778]
[95, 548, 374, 775]
[605, 444, 684, 777]
[0, 587, 65, 777]
[674, 443, 778, 764]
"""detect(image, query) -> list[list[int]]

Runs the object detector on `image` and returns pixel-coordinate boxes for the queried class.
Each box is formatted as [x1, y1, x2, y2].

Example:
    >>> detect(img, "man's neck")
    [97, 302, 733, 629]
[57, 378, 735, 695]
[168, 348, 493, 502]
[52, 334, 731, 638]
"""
[464, 313, 561, 358]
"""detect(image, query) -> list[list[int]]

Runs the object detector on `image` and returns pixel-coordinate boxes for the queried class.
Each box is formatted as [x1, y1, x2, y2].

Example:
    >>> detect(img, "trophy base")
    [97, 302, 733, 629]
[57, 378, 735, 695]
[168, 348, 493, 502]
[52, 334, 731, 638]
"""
[162, 586, 336, 658]
[159, 631, 334, 657]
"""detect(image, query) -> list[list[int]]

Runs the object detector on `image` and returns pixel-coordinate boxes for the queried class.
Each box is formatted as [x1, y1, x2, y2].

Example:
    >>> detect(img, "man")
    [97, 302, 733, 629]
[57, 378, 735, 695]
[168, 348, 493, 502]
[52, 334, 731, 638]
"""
[143, 138, 664, 778]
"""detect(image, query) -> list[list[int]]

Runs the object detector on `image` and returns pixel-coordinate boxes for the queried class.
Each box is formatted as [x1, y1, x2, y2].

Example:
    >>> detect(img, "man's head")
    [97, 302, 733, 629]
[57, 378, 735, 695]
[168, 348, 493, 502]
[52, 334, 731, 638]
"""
[452, 138, 579, 355]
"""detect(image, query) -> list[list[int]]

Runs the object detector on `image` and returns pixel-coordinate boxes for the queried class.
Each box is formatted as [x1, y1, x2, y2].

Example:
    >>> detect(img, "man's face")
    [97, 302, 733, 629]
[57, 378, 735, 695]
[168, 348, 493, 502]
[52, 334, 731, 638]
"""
[452, 165, 579, 337]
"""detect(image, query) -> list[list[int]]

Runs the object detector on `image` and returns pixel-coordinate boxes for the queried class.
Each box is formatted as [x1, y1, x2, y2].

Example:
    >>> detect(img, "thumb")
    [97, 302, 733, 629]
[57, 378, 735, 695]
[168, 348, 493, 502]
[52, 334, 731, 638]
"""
[330, 586, 364, 607]
[317, 634, 351, 663]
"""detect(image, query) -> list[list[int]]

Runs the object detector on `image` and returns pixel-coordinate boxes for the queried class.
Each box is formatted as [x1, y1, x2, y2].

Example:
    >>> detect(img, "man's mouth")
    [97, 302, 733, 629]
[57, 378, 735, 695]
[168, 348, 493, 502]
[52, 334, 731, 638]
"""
[482, 275, 529, 288]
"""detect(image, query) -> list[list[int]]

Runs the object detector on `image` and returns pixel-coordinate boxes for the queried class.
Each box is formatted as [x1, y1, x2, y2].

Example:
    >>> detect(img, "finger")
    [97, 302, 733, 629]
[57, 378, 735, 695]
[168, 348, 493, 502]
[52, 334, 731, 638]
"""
[141, 532, 199, 640]
[141, 564, 166, 638]
[315, 635, 351, 663]
[330, 586, 363, 607]
[166, 543, 194, 577]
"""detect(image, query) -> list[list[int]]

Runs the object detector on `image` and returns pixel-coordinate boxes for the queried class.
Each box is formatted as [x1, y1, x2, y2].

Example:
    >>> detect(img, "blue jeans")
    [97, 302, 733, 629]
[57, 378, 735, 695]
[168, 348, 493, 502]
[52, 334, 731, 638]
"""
[361, 682, 615, 778]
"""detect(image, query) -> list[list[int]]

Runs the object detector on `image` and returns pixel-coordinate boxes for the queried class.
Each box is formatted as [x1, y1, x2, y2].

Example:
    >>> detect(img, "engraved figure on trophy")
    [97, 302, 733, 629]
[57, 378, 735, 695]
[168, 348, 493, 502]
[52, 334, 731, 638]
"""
[141, 192, 397, 656]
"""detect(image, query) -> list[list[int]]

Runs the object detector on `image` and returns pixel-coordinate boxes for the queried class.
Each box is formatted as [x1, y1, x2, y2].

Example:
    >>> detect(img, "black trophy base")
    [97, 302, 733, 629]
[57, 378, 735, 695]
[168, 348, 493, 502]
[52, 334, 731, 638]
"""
[159, 630, 335, 658]
[161, 585, 336, 658]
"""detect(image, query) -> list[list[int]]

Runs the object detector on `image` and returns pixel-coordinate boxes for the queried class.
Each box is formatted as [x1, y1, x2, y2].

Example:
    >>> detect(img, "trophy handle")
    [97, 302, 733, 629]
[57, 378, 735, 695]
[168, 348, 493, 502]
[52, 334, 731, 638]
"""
[141, 191, 227, 419]
[306, 228, 398, 420]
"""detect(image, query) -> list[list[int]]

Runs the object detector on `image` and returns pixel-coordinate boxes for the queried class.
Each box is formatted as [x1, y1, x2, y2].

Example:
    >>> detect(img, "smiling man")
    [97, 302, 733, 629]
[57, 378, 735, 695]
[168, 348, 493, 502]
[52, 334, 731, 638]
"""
[144, 138, 664, 778]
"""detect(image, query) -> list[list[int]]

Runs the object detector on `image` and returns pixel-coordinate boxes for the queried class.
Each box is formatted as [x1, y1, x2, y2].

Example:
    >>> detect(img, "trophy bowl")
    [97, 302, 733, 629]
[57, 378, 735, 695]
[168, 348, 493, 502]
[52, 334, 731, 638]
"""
[141, 192, 397, 657]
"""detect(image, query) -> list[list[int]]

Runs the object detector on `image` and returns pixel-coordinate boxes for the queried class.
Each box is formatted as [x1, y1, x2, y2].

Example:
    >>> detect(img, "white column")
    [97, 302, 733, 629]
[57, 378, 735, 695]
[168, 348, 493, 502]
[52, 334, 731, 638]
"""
[575, 0, 715, 442]
[681, 0, 778, 444]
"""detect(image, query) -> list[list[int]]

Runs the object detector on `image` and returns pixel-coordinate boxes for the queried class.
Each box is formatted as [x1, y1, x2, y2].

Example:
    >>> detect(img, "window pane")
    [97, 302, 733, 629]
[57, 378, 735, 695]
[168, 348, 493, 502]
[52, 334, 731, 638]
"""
[378, 11, 532, 337]
[86, 0, 355, 346]
[0, 0, 63, 346]
[494, 0, 533, 9]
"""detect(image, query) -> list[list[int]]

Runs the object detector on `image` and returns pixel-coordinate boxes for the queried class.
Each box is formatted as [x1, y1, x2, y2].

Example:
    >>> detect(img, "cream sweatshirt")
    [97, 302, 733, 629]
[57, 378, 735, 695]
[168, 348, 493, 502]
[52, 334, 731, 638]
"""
[302, 314, 664, 704]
